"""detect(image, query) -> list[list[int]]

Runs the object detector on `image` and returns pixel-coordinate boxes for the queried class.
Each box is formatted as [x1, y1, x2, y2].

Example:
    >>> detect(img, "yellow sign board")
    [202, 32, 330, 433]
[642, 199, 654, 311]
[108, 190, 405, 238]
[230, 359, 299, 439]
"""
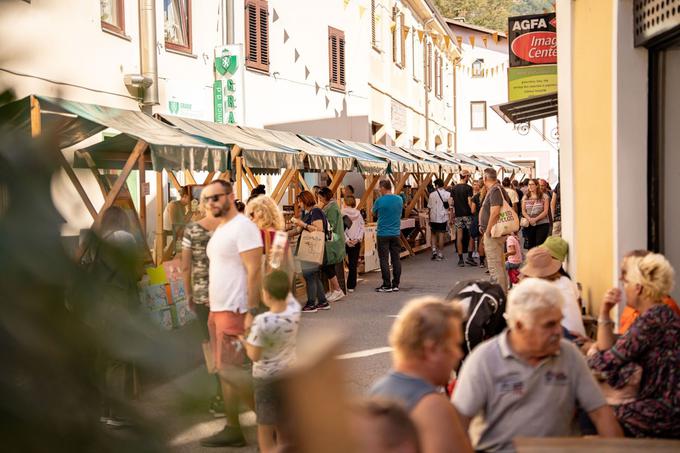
[508, 64, 557, 102]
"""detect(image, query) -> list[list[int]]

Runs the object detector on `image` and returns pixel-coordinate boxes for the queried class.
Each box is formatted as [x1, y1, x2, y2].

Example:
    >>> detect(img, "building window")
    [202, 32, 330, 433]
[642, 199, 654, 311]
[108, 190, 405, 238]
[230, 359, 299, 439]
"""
[472, 58, 484, 78]
[411, 30, 418, 80]
[392, 7, 405, 68]
[329, 27, 346, 92]
[470, 101, 487, 130]
[425, 42, 432, 91]
[245, 0, 269, 72]
[101, 0, 125, 35]
[164, 0, 192, 53]
[434, 51, 444, 98]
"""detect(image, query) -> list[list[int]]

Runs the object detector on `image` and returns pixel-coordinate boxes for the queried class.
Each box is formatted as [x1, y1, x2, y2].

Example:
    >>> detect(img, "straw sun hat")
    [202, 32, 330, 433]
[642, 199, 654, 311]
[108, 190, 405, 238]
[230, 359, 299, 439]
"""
[521, 247, 562, 278]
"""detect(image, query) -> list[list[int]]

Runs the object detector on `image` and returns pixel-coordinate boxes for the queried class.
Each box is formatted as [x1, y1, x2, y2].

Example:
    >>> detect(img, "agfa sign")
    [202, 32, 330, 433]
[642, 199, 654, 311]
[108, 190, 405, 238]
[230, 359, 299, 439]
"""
[508, 13, 556, 68]
[213, 45, 245, 125]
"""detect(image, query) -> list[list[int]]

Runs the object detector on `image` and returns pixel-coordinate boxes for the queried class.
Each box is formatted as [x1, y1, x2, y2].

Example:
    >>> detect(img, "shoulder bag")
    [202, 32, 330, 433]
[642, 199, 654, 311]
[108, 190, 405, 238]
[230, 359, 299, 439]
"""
[490, 186, 520, 238]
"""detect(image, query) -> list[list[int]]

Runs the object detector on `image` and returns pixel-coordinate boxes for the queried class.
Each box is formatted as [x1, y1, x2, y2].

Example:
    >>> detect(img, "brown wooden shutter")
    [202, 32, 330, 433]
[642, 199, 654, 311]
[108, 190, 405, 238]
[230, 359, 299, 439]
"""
[258, 0, 269, 66]
[245, 0, 268, 72]
[391, 6, 397, 64]
[329, 27, 345, 91]
[400, 14, 406, 67]
[426, 42, 432, 91]
[371, 0, 376, 47]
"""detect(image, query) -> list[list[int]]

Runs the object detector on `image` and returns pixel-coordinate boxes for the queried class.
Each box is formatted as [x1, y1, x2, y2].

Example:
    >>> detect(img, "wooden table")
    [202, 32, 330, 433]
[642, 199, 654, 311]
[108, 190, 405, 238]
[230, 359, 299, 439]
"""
[514, 437, 680, 452]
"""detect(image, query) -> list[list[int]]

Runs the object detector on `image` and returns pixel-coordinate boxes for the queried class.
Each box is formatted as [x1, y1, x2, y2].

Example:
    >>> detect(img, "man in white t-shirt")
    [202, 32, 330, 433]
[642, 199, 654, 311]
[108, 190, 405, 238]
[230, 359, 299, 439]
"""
[428, 178, 452, 261]
[200, 179, 263, 448]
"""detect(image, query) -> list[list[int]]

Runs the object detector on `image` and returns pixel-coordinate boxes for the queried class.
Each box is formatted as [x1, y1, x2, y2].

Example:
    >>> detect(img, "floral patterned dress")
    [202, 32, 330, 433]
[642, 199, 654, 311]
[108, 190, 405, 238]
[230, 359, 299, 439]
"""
[588, 304, 680, 438]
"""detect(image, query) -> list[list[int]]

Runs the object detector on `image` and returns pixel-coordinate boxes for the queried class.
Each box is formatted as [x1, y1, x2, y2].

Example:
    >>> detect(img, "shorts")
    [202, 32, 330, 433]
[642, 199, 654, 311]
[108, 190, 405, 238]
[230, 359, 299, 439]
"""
[254, 377, 284, 425]
[430, 221, 447, 232]
[454, 216, 473, 231]
[322, 263, 337, 279]
[208, 311, 246, 372]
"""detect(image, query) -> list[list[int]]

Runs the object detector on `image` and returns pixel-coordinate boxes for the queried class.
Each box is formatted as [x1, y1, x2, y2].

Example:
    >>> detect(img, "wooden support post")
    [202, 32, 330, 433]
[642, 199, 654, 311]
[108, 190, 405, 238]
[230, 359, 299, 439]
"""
[357, 175, 380, 210]
[183, 170, 197, 185]
[394, 173, 410, 198]
[270, 169, 292, 202]
[242, 166, 255, 192]
[297, 172, 310, 192]
[235, 156, 243, 201]
[138, 150, 147, 237]
[30, 95, 41, 138]
[404, 172, 434, 216]
[443, 173, 454, 188]
[203, 171, 216, 185]
[244, 166, 260, 187]
[93, 140, 149, 226]
[31, 97, 99, 220]
[155, 170, 164, 265]
[272, 169, 297, 203]
[167, 171, 182, 191]
[328, 170, 347, 193]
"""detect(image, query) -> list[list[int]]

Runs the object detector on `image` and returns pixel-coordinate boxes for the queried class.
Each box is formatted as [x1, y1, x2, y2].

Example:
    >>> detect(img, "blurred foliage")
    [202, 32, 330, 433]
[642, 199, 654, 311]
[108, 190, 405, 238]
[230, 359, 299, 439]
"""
[434, 0, 555, 32]
[0, 89, 165, 452]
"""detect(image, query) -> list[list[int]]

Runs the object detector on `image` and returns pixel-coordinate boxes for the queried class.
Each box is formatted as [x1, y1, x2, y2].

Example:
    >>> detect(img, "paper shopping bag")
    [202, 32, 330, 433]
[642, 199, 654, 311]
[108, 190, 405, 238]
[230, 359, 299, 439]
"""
[295, 230, 325, 264]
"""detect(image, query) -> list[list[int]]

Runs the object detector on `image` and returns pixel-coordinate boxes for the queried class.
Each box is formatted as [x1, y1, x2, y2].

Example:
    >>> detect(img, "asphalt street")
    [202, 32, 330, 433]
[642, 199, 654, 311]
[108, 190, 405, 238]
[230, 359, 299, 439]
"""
[136, 245, 487, 452]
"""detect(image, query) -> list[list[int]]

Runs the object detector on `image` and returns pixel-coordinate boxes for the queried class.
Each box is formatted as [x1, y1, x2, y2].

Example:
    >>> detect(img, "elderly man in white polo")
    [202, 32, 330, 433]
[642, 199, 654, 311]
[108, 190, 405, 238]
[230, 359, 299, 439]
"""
[452, 278, 623, 453]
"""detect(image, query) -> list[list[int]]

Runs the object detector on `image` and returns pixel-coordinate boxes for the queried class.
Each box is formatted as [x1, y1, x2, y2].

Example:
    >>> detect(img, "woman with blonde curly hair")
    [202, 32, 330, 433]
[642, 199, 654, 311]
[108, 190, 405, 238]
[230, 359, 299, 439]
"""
[245, 196, 294, 281]
[588, 252, 680, 438]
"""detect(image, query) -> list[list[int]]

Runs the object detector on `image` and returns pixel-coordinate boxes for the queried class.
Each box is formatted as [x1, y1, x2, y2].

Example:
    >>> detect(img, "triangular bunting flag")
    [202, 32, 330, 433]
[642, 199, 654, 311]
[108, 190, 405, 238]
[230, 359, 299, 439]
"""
[444, 36, 451, 48]
[390, 22, 396, 33]
[469, 35, 475, 48]
[343, 0, 350, 9]
[482, 37, 488, 47]
[304, 66, 310, 80]
[456, 36, 463, 48]
[325, 96, 330, 108]
[492, 32, 499, 44]
[402, 26, 410, 36]
[358, 5, 367, 18]
[283, 30, 289, 43]
[272, 9, 279, 22]
[315, 81, 320, 94]
[417, 30, 424, 42]
[294, 49, 300, 62]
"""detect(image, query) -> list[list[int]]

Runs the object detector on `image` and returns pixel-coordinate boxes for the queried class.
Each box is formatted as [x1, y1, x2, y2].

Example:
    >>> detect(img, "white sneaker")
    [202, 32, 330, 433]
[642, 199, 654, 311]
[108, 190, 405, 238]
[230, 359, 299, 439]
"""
[328, 289, 345, 302]
[325, 291, 334, 300]
[348, 288, 355, 293]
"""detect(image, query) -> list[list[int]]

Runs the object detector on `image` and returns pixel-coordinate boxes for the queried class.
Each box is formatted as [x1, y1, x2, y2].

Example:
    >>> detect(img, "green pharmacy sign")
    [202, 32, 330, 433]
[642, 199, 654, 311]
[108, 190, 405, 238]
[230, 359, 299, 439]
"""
[213, 45, 244, 125]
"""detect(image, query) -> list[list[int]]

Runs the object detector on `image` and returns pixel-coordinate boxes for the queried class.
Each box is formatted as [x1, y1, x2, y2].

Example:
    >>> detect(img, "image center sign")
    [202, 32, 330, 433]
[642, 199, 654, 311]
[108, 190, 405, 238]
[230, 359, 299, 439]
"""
[507, 13, 557, 102]
[213, 45, 245, 125]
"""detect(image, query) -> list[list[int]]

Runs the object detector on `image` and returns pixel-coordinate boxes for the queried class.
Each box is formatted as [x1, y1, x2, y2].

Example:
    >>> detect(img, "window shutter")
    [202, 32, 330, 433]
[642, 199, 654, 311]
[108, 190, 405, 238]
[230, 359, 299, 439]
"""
[339, 34, 346, 87]
[371, 0, 376, 47]
[392, 6, 397, 63]
[329, 27, 345, 91]
[258, 0, 268, 66]
[245, 1, 258, 65]
[400, 14, 406, 67]
[426, 43, 432, 91]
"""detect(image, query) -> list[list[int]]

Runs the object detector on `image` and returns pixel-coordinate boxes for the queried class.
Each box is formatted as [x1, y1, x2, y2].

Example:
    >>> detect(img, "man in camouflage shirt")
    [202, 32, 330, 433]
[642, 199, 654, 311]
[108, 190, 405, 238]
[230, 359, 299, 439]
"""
[181, 189, 225, 416]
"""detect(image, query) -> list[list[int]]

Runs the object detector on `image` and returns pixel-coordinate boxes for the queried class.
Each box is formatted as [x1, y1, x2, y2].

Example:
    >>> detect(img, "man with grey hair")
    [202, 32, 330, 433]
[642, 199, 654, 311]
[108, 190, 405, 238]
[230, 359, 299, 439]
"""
[452, 278, 623, 452]
[479, 168, 511, 292]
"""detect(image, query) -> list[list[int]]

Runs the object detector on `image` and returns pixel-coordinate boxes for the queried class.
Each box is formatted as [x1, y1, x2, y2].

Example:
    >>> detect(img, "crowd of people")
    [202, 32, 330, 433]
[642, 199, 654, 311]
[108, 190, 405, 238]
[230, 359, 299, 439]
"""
[86, 170, 679, 452]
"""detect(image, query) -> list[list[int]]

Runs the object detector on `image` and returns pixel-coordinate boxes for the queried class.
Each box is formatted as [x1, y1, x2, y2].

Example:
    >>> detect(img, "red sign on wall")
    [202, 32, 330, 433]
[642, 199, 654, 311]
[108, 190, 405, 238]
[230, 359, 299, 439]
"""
[508, 13, 557, 67]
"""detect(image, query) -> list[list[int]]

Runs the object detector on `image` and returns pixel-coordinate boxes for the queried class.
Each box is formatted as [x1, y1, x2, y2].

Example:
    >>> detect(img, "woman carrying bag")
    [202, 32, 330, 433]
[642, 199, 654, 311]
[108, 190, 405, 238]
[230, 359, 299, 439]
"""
[290, 190, 331, 313]
[318, 187, 347, 302]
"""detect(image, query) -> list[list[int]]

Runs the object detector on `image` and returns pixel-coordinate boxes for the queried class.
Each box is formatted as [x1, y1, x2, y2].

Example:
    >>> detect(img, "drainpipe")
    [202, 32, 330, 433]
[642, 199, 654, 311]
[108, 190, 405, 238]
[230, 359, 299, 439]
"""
[139, 0, 159, 109]
[225, 0, 235, 44]
[423, 18, 435, 150]
[453, 57, 459, 155]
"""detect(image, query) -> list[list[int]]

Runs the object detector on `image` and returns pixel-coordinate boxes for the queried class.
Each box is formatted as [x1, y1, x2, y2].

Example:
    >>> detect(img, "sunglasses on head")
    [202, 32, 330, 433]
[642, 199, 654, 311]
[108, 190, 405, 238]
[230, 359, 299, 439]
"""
[202, 193, 227, 203]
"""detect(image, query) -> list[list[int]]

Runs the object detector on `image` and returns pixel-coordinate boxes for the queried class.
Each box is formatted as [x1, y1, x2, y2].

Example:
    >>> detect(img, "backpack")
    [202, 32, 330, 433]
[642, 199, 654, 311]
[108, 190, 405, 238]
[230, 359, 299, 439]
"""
[446, 280, 507, 356]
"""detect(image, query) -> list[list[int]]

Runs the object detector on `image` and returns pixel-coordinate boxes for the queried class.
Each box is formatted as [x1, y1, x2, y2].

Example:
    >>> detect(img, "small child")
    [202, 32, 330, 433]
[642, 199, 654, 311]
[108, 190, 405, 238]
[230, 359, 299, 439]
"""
[244, 270, 300, 453]
[505, 231, 523, 284]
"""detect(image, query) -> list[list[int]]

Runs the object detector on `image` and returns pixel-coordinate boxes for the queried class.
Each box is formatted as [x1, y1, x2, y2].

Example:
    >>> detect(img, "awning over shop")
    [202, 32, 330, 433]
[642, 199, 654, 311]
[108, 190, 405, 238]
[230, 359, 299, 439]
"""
[491, 93, 558, 124]
[455, 154, 492, 170]
[74, 134, 153, 170]
[0, 96, 229, 171]
[474, 155, 521, 172]
[239, 127, 354, 172]
[420, 149, 464, 174]
[396, 147, 443, 174]
[158, 114, 304, 171]
[341, 140, 420, 174]
[300, 135, 388, 175]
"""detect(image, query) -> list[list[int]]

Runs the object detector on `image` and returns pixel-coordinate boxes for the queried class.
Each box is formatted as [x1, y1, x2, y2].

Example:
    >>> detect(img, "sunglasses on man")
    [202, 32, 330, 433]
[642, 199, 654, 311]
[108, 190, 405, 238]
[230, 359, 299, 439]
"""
[202, 193, 227, 203]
